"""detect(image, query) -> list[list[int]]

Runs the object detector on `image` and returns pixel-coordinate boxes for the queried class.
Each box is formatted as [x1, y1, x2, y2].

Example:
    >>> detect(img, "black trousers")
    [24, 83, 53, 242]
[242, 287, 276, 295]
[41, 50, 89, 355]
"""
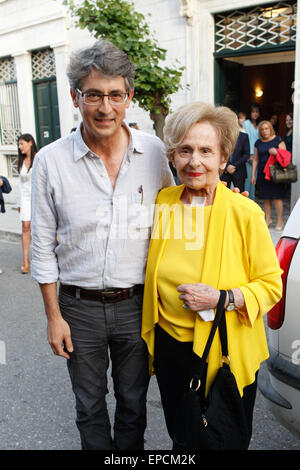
[59, 289, 150, 450]
[154, 324, 257, 449]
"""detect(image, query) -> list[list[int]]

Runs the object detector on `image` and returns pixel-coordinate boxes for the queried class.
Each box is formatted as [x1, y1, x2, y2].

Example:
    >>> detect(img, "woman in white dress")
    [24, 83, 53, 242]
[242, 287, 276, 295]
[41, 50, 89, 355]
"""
[17, 134, 37, 273]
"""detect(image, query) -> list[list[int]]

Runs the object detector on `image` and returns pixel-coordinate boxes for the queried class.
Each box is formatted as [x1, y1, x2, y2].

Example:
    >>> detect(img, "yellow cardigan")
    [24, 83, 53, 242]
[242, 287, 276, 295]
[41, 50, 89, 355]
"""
[141, 181, 282, 396]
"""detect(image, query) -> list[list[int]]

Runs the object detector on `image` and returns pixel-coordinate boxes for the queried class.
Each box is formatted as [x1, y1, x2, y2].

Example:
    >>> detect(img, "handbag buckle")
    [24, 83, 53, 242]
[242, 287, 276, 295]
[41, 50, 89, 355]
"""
[202, 415, 208, 427]
[222, 355, 230, 366]
[190, 378, 201, 391]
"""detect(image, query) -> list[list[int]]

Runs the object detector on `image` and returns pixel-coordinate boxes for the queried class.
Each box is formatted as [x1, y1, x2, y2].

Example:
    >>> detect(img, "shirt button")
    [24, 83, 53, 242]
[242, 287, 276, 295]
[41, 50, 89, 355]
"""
[105, 276, 110, 281]
[108, 250, 113, 255]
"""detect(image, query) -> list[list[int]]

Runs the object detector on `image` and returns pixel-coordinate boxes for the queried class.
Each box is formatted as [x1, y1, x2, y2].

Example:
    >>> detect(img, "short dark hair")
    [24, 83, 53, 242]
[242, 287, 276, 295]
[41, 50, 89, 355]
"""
[247, 103, 262, 123]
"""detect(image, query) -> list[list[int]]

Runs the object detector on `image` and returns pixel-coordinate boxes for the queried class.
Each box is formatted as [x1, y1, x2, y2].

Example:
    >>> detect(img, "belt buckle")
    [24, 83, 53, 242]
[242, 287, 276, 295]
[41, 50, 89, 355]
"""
[100, 288, 119, 303]
[102, 288, 118, 295]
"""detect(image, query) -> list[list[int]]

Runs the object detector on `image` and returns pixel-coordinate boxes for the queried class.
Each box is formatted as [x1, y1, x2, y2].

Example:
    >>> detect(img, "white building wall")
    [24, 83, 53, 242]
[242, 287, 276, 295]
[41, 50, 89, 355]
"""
[125, 0, 187, 133]
[0, 0, 93, 203]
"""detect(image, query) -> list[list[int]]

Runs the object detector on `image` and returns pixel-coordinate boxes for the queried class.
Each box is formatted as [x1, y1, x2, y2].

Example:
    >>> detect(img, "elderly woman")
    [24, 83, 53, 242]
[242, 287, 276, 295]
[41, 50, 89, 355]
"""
[141, 102, 282, 450]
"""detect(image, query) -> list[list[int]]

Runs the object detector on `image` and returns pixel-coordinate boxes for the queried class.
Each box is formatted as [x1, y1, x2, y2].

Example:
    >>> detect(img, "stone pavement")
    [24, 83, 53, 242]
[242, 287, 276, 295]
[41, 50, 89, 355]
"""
[0, 204, 21, 242]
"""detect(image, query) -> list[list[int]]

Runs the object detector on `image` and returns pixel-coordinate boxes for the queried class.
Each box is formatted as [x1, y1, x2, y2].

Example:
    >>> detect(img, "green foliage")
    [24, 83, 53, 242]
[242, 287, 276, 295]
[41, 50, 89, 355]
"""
[63, 0, 185, 121]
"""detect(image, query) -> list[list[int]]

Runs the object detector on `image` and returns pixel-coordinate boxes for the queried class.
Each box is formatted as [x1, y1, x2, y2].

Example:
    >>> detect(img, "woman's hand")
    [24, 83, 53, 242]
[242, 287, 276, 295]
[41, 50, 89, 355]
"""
[251, 175, 256, 185]
[268, 147, 277, 156]
[221, 181, 249, 197]
[177, 283, 220, 311]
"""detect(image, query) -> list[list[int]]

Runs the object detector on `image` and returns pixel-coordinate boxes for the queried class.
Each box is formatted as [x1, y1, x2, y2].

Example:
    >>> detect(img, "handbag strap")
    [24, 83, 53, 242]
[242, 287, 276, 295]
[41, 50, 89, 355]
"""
[219, 304, 229, 359]
[191, 289, 228, 386]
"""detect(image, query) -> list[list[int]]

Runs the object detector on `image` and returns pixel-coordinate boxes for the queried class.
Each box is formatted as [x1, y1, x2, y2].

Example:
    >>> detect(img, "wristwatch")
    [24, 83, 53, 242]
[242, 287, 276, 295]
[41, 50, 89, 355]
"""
[226, 290, 235, 311]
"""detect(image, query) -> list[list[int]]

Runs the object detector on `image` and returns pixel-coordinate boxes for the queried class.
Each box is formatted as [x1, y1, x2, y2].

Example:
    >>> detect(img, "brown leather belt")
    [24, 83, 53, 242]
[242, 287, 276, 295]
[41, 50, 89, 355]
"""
[60, 283, 144, 304]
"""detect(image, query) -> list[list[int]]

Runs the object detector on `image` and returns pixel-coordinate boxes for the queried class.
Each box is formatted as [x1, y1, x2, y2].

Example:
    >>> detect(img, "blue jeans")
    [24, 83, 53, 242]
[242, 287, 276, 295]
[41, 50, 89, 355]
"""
[59, 289, 150, 450]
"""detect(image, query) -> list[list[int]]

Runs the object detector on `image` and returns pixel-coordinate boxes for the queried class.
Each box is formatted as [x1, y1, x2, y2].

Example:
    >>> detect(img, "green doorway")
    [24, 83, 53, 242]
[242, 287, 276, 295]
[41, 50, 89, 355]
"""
[33, 78, 61, 148]
[214, 58, 243, 112]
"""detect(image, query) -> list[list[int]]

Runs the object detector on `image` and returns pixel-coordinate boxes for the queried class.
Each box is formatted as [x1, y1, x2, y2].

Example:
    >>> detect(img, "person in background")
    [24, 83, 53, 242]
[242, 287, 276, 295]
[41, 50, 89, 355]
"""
[270, 114, 279, 134]
[141, 101, 282, 450]
[0, 175, 11, 214]
[284, 112, 293, 155]
[251, 120, 286, 231]
[0, 175, 12, 274]
[17, 133, 38, 274]
[243, 104, 261, 200]
[237, 111, 246, 127]
[220, 115, 250, 192]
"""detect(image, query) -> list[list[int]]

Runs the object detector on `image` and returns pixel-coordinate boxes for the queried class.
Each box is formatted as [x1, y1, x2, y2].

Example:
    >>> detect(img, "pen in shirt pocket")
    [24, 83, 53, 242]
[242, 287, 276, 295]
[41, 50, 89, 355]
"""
[138, 185, 144, 205]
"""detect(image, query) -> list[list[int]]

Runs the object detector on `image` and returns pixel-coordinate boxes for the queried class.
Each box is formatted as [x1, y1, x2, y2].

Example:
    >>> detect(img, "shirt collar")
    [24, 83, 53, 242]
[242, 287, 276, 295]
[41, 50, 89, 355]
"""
[72, 122, 145, 162]
[73, 124, 91, 162]
[123, 122, 144, 158]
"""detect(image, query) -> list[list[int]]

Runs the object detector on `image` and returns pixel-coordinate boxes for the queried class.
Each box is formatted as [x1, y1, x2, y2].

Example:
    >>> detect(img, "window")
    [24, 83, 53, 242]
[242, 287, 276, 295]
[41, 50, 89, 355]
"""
[0, 57, 21, 145]
[6, 155, 19, 178]
[31, 48, 56, 80]
[215, 2, 297, 54]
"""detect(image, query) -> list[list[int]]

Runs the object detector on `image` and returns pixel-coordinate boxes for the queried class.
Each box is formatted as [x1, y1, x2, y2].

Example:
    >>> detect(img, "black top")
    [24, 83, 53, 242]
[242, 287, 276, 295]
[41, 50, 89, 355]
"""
[0, 176, 12, 213]
[226, 132, 250, 169]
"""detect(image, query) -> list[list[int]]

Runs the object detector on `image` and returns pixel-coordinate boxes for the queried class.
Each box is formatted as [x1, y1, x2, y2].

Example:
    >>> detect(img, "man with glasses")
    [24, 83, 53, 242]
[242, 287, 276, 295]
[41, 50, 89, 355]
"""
[31, 40, 174, 450]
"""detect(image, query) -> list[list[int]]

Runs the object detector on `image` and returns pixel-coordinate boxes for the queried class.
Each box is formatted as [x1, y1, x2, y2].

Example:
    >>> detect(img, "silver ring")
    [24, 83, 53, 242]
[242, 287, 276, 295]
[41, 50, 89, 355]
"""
[182, 303, 189, 309]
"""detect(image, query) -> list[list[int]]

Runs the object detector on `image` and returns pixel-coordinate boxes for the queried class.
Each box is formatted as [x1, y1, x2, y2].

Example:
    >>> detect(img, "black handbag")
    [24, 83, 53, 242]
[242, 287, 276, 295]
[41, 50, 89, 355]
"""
[174, 290, 250, 450]
[270, 162, 298, 184]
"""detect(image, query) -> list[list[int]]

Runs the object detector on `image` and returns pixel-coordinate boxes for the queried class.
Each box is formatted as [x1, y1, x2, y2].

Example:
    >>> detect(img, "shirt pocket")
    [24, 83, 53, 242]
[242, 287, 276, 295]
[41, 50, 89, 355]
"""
[129, 190, 156, 237]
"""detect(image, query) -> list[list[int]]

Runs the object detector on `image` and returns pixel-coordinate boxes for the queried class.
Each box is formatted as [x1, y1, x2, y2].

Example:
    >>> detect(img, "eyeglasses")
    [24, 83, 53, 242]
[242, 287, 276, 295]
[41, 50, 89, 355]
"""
[76, 88, 129, 106]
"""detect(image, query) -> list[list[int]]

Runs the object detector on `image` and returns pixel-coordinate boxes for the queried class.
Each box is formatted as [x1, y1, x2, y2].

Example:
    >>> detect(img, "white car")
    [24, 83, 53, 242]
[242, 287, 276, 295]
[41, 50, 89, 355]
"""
[259, 197, 300, 438]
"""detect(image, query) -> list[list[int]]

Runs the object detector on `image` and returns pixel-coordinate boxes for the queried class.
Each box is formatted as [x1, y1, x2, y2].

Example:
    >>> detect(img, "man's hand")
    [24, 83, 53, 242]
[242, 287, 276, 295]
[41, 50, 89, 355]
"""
[226, 164, 236, 174]
[221, 180, 249, 197]
[47, 316, 73, 359]
[39, 282, 74, 359]
[0, 178, 3, 187]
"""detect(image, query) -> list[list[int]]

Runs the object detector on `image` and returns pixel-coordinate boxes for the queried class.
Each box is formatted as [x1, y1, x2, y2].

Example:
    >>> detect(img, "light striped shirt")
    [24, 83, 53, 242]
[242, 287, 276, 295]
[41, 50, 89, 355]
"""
[31, 123, 174, 288]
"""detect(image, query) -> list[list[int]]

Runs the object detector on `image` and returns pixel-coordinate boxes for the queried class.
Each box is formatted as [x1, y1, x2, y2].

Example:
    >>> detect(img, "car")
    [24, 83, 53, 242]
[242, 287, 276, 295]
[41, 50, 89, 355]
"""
[258, 197, 300, 438]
